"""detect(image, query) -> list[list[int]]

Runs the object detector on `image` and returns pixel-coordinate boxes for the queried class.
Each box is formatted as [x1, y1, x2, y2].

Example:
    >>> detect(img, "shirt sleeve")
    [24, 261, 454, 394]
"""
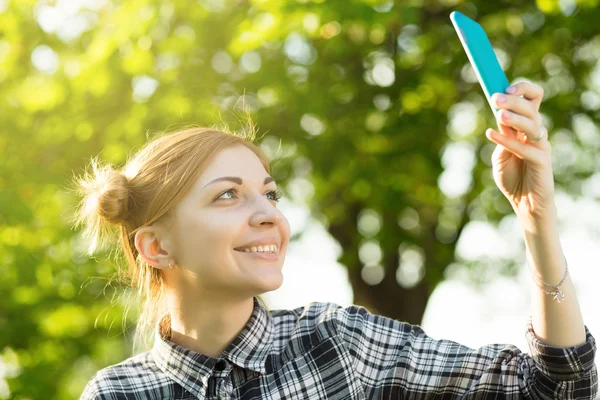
[334, 304, 598, 399]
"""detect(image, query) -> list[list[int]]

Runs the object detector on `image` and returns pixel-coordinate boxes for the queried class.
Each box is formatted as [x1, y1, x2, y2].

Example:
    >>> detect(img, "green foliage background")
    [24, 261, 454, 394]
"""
[1, 0, 599, 398]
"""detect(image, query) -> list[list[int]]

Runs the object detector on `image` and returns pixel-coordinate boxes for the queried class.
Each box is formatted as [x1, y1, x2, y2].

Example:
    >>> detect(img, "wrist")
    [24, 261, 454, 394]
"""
[527, 255, 569, 302]
[515, 203, 558, 233]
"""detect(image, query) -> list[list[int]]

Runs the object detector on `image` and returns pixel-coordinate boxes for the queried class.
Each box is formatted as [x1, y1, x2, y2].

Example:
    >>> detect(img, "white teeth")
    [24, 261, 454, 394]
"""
[239, 244, 278, 253]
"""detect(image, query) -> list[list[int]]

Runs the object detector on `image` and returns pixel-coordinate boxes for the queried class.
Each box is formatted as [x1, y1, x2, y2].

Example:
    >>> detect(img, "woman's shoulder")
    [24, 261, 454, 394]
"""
[269, 301, 395, 336]
[271, 301, 396, 323]
[269, 300, 345, 324]
[80, 351, 167, 399]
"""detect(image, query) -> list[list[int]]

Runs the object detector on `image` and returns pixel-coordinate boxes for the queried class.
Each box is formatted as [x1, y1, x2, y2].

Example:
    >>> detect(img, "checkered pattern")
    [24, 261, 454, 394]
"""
[81, 297, 597, 399]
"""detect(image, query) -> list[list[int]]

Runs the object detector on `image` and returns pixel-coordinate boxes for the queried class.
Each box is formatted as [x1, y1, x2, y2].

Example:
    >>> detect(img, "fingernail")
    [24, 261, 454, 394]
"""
[496, 94, 506, 103]
[505, 86, 516, 94]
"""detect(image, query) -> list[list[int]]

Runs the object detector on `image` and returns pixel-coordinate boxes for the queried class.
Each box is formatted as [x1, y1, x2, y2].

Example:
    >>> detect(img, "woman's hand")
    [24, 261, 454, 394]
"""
[485, 81, 556, 223]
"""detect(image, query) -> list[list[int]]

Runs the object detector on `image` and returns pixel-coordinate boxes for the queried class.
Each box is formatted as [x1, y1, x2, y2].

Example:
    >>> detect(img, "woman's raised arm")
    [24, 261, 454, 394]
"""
[486, 81, 586, 348]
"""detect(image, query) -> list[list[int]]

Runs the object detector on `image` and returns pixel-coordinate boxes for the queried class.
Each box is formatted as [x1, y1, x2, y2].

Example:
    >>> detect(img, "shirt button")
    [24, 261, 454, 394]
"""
[215, 359, 228, 371]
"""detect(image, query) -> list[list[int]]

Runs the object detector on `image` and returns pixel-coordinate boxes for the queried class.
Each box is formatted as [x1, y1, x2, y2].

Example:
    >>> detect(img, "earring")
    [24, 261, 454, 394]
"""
[168, 262, 174, 270]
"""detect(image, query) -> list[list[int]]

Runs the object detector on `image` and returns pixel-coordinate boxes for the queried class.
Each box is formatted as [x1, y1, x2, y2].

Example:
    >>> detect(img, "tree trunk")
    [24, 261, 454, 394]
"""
[347, 261, 431, 326]
[327, 203, 447, 326]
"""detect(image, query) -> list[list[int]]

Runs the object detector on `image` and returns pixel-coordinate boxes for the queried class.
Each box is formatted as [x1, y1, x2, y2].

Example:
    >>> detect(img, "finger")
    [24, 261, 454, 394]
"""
[486, 128, 543, 164]
[491, 93, 538, 120]
[496, 109, 541, 143]
[487, 127, 515, 163]
[505, 81, 544, 103]
[497, 121, 520, 141]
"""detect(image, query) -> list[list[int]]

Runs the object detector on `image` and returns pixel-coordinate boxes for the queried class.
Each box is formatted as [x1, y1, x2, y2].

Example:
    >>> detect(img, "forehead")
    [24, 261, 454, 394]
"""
[198, 145, 268, 184]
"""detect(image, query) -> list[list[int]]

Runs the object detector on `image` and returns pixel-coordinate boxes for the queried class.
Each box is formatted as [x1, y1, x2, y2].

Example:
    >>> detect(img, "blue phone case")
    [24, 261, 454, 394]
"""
[450, 11, 510, 116]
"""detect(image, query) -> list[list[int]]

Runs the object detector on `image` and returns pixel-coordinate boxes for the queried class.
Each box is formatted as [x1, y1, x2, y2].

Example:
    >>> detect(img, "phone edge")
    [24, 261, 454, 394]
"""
[450, 12, 501, 117]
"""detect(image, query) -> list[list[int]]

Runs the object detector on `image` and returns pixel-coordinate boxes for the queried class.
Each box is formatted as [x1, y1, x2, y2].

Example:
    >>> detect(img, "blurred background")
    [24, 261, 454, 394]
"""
[1, 0, 599, 398]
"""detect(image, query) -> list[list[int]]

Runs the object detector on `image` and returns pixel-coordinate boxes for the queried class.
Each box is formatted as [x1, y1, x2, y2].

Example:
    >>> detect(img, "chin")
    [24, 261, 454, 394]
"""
[255, 270, 284, 293]
[232, 252, 285, 290]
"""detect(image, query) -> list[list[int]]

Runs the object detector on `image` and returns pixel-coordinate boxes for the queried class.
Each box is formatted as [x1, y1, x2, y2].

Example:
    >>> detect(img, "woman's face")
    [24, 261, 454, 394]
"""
[164, 144, 290, 299]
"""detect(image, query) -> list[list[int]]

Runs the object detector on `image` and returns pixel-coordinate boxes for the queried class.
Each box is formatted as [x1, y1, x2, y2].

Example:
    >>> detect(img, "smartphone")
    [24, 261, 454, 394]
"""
[450, 11, 510, 116]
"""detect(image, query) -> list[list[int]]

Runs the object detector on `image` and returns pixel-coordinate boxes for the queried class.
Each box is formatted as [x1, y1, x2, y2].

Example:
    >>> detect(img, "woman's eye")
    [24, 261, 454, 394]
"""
[216, 188, 282, 202]
[217, 189, 237, 200]
[268, 189, 283, 202]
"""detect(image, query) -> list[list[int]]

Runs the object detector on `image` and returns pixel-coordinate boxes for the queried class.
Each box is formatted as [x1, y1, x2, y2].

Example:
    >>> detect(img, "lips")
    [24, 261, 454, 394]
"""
[234, 236, 280, 252]
[233, 249, 279, 260]
[233, 245, 278, 253]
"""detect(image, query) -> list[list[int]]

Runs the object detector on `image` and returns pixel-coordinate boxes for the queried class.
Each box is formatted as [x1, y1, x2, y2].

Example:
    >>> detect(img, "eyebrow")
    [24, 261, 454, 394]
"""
[203, 176, 275, 189]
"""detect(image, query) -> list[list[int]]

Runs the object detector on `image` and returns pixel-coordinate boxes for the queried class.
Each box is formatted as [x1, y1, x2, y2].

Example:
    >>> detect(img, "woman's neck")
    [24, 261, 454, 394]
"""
[166, 293, 254, 358]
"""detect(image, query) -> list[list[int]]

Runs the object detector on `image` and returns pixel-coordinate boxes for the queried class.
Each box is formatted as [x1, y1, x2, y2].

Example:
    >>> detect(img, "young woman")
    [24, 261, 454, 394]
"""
[78, 81, 597, 399]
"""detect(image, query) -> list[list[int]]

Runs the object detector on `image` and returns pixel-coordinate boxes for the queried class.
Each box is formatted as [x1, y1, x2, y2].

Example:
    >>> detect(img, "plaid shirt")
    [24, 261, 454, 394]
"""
[81, 297, 597, 399]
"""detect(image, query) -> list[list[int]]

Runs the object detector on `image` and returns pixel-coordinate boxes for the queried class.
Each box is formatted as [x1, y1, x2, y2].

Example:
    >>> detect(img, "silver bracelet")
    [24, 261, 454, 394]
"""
[527, 255, 569, 303]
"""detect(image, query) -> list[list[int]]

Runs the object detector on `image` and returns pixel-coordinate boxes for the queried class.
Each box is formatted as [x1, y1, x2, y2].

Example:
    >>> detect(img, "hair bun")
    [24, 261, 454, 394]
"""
[77, 159, 131, 225]
[96, 170, 130, 224]
[73, 159, 133, 255]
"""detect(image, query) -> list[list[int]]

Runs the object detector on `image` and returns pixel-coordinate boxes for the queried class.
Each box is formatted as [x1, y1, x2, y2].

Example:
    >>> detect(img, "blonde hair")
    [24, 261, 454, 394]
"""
[72, 124, 272, 355]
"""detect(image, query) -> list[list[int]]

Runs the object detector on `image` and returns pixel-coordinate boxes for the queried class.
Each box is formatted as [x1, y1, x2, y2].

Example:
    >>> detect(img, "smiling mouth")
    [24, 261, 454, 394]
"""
[233, 245, 279, 253]
[233, 249, 280, 261]
[234, 249, 278, 254]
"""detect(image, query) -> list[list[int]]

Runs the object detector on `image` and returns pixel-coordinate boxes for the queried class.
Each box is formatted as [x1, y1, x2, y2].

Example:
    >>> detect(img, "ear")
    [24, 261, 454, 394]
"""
[134, 226, 174, 270]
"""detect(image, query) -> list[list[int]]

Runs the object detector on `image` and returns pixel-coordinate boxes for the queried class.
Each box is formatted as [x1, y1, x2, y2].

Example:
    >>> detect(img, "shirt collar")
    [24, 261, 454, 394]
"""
[221, 297, 274, 373]
[152, 297, 273, 392]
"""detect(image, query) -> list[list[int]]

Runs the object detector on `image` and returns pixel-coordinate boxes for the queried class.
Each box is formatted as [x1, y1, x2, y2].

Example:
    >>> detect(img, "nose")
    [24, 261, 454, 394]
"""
[249, 193, 284, 226]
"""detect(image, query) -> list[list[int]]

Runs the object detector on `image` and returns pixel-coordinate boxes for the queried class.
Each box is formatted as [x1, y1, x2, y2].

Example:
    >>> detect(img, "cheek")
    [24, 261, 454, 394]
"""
[281, 215, 291, 235]
[279, 214, 292, 248]
[178, 213, 239, 253]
